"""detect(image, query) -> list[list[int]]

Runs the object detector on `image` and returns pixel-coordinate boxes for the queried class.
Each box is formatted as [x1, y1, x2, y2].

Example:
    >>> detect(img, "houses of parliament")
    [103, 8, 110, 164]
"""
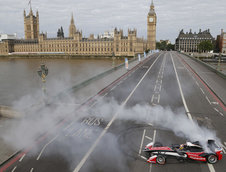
[0, 1, 157, 56]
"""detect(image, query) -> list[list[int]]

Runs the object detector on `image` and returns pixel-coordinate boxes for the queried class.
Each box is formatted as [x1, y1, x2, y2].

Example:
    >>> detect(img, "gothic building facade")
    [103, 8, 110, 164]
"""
[0, 1, 157, 56]
[175, 29, 214, 52]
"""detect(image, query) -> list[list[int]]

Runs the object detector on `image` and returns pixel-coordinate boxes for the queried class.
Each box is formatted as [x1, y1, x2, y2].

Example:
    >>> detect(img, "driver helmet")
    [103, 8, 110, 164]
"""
[179, 144, 184, 150]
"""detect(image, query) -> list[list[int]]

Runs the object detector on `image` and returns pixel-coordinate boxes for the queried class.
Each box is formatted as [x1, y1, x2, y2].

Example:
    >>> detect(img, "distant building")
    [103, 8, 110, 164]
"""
[219, 29, 226, 54]
[0, 1, 159, 56]
[0, 33, 17, 41]
[175, 29, 214, 52]
[160, 40, 171, 45]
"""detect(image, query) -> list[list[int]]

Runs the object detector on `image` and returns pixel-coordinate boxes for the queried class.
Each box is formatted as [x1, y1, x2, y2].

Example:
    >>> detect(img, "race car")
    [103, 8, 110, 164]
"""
[144, 140, 223, 165]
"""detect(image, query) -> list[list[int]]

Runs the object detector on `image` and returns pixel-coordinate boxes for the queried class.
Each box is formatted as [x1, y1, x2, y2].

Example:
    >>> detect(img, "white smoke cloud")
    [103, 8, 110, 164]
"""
[0, 77, 220, 170]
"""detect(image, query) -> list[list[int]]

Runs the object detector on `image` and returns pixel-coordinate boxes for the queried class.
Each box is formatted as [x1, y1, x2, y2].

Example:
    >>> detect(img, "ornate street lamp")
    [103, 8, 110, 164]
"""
[37, 64, 48, 103]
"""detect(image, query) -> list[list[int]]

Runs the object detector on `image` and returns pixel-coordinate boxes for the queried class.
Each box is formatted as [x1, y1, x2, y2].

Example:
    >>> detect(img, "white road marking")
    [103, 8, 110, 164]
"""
[151, 95, 154, 103]
[73, 53, 162, 172]
[175, 53, 216, 172]
[37, 135, 59, 160]
[148, 123, 153, 126]
[220, 112, 224, 116]
[30, 168, 34, 172]
[171, 54, 192, 120]
[200, 88, 205, 94]
[145, 136, 152, 141]
[63, 122, 74, 131]
[211, 102, 219, 105]
[196, 81, 199, 86]
[206, 96, 211, 104]
[139, 130, 146, 155]
[207, 164, 215, 172]
[149, 130, 157, 172]
[221, 143, 226, 154]
[11, 166, 17, 172]
[154, 85, 157, 91]
[157, 95, 160, 103]
[214, 108, 219, 112]
[19, 153, 26, 162]
[152, 130, 156, 143]
[140, 155, 148, 160]
[110, 85, 117, 91]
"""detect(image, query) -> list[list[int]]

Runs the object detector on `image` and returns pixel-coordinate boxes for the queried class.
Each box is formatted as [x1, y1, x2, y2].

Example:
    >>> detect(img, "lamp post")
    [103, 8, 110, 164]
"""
[37, 64, 48, 103]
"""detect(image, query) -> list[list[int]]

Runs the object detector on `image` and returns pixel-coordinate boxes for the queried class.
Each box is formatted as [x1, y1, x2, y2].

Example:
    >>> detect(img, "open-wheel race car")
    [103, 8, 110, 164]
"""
[144, 140, 223, 165]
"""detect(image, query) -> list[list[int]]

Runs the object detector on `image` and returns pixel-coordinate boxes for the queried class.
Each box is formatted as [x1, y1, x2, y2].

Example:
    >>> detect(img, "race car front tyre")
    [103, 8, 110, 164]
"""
[156, 155, 166, 165]
[207, 155, 218, 164]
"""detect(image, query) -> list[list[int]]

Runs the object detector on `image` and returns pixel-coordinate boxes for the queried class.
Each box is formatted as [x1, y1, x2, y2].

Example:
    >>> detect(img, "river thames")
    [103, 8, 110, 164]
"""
[0, 58, 123, 106]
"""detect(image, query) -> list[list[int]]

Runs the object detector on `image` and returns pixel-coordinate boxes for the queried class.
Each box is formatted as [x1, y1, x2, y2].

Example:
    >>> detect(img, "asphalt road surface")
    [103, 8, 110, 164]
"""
[1, 52, 226, 172]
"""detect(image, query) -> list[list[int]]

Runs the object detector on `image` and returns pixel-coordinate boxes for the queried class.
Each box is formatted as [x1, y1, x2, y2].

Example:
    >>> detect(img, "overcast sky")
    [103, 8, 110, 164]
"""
[0, 0, 226, 43]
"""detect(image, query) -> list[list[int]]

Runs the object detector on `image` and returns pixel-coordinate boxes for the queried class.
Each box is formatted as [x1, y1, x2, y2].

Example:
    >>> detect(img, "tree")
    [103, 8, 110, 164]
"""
[156, 41, 174, 51]
[198, 40, 214, 53]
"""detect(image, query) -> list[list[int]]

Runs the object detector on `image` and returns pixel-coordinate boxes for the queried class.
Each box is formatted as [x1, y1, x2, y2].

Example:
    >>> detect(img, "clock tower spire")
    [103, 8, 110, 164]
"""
[147, 0, 157, 50]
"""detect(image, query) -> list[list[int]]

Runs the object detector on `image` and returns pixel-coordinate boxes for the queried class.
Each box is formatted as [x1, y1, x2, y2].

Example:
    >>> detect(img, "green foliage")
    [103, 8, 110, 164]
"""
[156, 41, 174, 51]
[198, 40, 214, 53]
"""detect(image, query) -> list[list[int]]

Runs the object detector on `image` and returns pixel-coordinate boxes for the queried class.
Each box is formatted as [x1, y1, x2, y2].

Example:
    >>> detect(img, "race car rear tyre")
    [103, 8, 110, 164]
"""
[156, 155, 166, 165]
[207, 155, 218, 164]
[154, 142, 163, 147]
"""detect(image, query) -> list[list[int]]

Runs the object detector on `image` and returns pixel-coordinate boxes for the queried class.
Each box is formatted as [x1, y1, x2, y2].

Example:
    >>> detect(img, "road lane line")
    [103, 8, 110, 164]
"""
[30, 168, 34, 172]
[149, 130, 157, 172]
[171, 54, 192, 120]
[19, 154, 26, 162]
[220, 112, 224, 116]
[140, 155, 148, 160]
[63, 121, 74, 131]
[154, 85, 157, 91]
[145, 136, 152, 141]
[151, 95, 154, 103]
[157, 95, 160, 103]
[172, 53, 216, 172]
[214, 108, 219, 112]
[139, 130, 146, 155]
[37, 135, 59, 160]
[207, 164, 215, 172]
[177, 53, 226, 111]
[206, 96, 211, 104]
[200, 88, 205, 94]
[73, 53, 163, 172]
[11, 166, 16, 172]
[196, 81, 199, 86]
[221, 143, 226, 154]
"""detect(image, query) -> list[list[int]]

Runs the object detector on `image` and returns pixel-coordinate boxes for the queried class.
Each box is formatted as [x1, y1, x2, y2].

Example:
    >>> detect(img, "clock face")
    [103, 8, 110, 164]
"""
[149, 17, 154, 22]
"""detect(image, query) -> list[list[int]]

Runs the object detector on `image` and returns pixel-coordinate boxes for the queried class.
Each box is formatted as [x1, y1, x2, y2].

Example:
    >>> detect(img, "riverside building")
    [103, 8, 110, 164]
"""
[0, 2, 157, 56]
[175, 29, 214, 53]
[219, 29, 226, 54]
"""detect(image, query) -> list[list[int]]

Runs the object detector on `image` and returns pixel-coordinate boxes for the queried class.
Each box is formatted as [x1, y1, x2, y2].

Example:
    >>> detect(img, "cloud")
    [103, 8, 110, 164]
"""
[0, 0, 226, 42]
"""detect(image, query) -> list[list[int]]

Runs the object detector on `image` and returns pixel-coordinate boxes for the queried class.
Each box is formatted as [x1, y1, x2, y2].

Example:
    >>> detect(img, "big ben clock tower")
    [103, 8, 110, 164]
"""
[147, 0, 157, 50]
